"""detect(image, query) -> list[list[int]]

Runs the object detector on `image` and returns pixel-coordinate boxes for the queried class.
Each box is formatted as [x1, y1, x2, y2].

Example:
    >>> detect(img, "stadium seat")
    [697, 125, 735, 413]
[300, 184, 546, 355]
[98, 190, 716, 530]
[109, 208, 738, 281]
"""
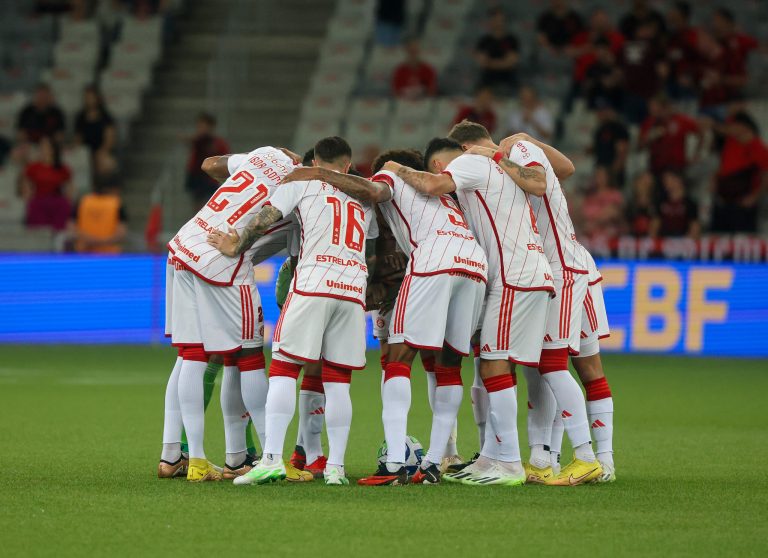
[363, 46, 403, 94]
[120, 16, 162, 46]
[319, 39, 366, 69]
[384, 120, 430, 150]
[53, 40, 98, 70]
[349, 97, 391, 124]
[393, 98, 435, 124]
[42, 66, 92, 104]
[0, 163, 25, 225]
[423, 15, 463, 46]
[63, 145, 92, 195]
[59, 18, 100, 43]
[326, 12, 373, 42]
[434, 97, 467, 132]
[103, 90, 141, 123]
[308, 68, 356, 98]
[293, 119, 341, 152]
[110, 40, 160, 68]
[346, 120, 387, 152]
[301, 92, 349, 122]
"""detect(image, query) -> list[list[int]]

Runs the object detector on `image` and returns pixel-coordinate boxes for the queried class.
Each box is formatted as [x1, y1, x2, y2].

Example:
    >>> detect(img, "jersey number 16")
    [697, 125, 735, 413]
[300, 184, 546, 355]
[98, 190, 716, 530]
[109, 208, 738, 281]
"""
[325, 196, 365, 253]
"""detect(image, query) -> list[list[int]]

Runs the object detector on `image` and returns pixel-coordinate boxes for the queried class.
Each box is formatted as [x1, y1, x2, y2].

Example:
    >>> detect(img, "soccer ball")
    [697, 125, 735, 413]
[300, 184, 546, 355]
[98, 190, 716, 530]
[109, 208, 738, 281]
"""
[377, 435, 424, 474]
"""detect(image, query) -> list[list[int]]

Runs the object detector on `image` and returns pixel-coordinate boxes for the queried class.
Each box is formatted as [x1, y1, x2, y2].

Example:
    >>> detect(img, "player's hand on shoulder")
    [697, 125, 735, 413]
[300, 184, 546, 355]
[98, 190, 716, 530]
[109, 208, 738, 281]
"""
[500, 133, 531, 155]
[466, 145, 497, 158]
[281, 166, 320, 184]
[381, 161, 402, 174]
[277, 147, 303, 165]
[207, 226, 241, 257]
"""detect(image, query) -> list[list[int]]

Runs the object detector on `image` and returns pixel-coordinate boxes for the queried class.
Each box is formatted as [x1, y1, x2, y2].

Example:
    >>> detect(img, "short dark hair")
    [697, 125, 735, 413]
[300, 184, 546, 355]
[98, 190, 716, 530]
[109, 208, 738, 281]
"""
[423, 137, 462, 169]
[447, 120, 492, 144]
[715, 7, 734, 23]
[313, 136, 352, 164]
[371, 149, 424, 174]
[732, 111, 759, 135]
[674, 1, 691, 19]
[302, 148, 314, 167]
[197, 112, 216, 127]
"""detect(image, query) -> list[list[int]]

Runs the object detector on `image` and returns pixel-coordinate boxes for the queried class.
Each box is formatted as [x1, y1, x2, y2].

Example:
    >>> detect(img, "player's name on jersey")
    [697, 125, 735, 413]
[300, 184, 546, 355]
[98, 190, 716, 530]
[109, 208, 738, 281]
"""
[249, 151, 293, 182]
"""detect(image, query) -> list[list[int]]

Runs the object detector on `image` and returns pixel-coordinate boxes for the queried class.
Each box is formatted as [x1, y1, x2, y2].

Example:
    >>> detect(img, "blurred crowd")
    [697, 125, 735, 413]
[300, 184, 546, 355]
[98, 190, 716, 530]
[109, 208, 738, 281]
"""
[364, 0, 768, 240]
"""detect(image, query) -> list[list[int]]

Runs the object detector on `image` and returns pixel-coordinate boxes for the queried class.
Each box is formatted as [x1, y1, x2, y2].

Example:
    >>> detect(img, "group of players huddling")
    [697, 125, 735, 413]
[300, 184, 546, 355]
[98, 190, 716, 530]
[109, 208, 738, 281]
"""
[158, 120, 616, 487]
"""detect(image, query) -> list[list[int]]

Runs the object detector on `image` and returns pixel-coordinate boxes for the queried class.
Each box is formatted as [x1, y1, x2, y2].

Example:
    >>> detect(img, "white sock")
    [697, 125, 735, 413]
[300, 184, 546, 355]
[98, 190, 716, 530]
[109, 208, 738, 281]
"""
[550, 411, 564, 467]
[471, 357, 489, 451]
[298, 389, 325, 464]
[588, 397, 614, 455]
[220, 365, 248, 467]
[482, 383, 521, 463]
[446, 421, 458, 457]
[241, 369, 268, 450]
[262, 376, 296, 458]
[529, 444, 551, 469]
[541, 370, 593, 458]
[161, 356, 183, 463]
[324, 381, 352, 467]
[425, 385, 463, 465]
[523, 365, 557, 451]
[381, 374, 411, 463]
[177, 359, 207, 459]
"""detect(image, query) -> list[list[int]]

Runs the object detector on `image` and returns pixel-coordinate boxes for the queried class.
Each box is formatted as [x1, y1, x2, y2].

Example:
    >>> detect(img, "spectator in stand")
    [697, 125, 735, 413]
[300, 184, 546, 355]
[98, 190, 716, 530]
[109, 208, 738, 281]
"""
[580, 165, 626, 239]
[185, 112, 230, 209]
[625, 171, 658, 237]
[16, 83, 66, 145]
[665, 2, 700, 100]
[536, 0, 584, 53]
[67, 173, 128, 254]
[21, 136, 72, 231]
[75, 85, 117, 159]
[620, 20, 668, 124]
[591, 100, 629, 186]
[375, 0, 405, 47]
[639, 95, 703, 179]
[656, 171, 700, 238]
[391, 39, 437, 99]
[568, 9, 624, 104]
[506, 85, 553, 141]
[453, 87, 497, 135]
[710, 8, 758, 104]
[711, 112, 768, 233]
[473, 7, 520, 94]
[583, 37, 623, 110]
[619, 0, 666, 40]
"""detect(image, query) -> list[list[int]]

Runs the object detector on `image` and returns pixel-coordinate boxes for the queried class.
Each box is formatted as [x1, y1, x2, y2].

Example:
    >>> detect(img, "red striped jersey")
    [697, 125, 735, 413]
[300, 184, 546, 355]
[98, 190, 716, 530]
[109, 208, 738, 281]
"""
[370, 169, 488, 282]
[507, 140, 589, 273]
[444, 153, 554, 292]
[268, 179, 378, 307]
[168, 146, 297, 286]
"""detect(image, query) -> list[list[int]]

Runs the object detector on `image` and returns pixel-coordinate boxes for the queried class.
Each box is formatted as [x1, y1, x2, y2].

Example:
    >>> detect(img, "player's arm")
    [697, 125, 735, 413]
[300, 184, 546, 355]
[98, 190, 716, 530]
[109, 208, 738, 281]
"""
[281, 167, 391, 203]
[382, 161, 456, 196]
[277, 147, 302, 165]
[499, 133, 575, 181]
[465, 145, 546, 197]
[206, 205, 284, 257]
[201, 155, 233, 183]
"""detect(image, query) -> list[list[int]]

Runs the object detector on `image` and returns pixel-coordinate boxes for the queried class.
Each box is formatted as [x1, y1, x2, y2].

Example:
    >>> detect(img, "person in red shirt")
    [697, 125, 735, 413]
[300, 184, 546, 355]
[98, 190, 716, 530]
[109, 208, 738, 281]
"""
[568, 9, 624, 86]
[619, 20, 667, 123]
[711, 8, 758, 101]
[21, 136, 72, 230]
[655, 171, 700, 238]
[391, 39, 437, 99]
[639, 95, 703, 178]
[185, 112, 230, 209]
[452, 86, 497, 135]
[665, 1, 700, 100]
[711, 112, 768, 233]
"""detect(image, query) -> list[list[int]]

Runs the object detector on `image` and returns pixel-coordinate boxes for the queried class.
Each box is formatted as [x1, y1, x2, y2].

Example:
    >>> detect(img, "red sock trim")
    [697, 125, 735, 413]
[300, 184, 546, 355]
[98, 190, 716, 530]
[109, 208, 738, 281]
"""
[301, 375, 325, 393]
[182, 346, 208, 363]
[421, 355, 436, 373]
[384, 361, 411, 382]
[223, 355, 237, 367]
[434, 364, 462, 386]
[482, 373, 515, 392]
[538, 347, 569, 374]
[269, 359, 301, 379]
[472, 344, 480, 358]
[238, 353, 266, 372]
[584, 377, 612, 401]
[177, 347, 184, 358]
[380, 354, 387, 370]
[322, 364, 352, 384]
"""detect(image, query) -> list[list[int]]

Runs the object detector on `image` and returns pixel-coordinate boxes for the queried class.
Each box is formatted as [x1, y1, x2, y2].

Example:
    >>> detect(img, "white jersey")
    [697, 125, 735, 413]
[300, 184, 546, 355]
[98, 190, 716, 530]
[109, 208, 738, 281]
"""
[169, 146, 297, 286]
[507, 140, 589, 274]
[371, 170, 488, 282]
[444, 153, 554, 292]
[269, 178, 378, 307]
[250, 216, 300, 265]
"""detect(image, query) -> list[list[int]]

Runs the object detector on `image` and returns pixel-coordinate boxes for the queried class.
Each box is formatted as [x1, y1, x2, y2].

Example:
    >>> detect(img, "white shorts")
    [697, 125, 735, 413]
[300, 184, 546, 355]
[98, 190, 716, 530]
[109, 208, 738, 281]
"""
[389, 272, 485, 356]
[371, 309, 392, 340]
[164, 256, 175, 337]
[273, 292, 367, 369]
[578, 279, 610, 357]
[543, 268, 589, 354]
[479, 277, 550, 365]
[171, 267, 264, 353]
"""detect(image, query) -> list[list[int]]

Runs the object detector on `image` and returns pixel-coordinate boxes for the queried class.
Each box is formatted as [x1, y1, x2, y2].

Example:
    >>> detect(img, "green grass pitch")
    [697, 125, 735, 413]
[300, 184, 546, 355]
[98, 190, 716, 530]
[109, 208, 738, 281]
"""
[1, 346, 767, 557]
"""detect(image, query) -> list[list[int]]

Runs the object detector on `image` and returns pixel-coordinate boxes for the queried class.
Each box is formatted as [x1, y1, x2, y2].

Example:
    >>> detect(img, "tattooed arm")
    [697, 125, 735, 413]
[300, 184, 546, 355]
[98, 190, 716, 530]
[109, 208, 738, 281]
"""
[281, 167, 391, 203]
[499, 133, 575, 181]
[206, 205, 284, 257]
[381, 161, 456, 196]
[465, 145, 546, 197]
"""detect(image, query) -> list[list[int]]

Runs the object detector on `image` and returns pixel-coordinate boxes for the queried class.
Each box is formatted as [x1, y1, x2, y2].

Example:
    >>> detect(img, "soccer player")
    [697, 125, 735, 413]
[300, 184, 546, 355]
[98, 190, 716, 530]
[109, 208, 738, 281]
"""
[284, 149, 488, 485]
[166, 145, 299, 482]
[208, 136, 377, 486]
[383, 135, 554, 486]
[462, 126, 603, 485]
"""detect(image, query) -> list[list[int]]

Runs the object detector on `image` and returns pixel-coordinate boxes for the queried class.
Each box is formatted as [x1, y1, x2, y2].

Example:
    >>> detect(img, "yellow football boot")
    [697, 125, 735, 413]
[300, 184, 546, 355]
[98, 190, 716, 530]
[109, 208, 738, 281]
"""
[546, 458, 602, 486]
[186, 458, 223, 482]
[524, 462, 553, 484]
[285, 462, 314, 482]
